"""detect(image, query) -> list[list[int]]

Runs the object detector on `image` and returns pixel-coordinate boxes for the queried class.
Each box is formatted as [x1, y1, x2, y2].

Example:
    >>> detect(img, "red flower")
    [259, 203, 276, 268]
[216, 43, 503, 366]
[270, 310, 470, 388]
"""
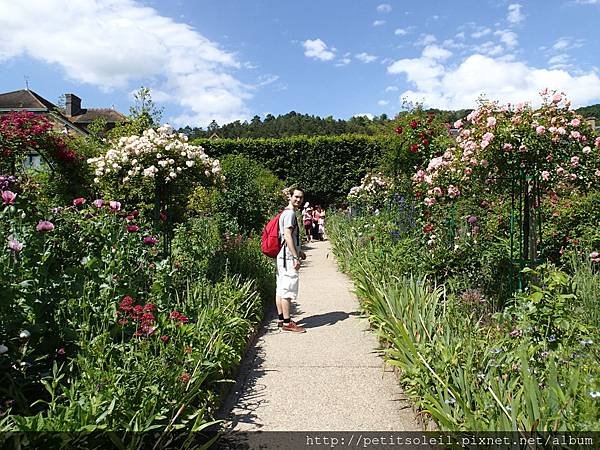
[423, 223, 434, 234]
[73, 197, 86, 207]
[143, 303, 156, 312]
[159, 211, 167, 222]
[131, 210, 140, 218]
[126, 224, 140, 233]
[131, 304, 144, 319]
[409, 144, 419, 153]
[118, 318, 129, 325]
[143, 236, 158, 246]
[125, 214, 135, 222]
[170, 311, 189, 324]
[422, 139, 429, 147]
[410, 120, 418, 129]
[160, 335, 170, 344]
[395, 126, 403, 134]
[180, 372, 191, 383]
[119, 296, 134, 311]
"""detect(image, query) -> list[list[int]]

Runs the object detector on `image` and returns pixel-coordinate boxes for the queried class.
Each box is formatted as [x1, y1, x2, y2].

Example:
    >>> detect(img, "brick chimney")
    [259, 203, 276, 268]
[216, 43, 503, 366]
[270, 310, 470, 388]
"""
[65, 93, 82, 117]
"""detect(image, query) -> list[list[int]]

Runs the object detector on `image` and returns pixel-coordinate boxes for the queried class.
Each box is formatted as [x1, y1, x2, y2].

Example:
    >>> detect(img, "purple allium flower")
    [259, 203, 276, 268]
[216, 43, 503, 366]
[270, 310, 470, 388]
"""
[467, 215, 478, 225]
[92, 199, 104, 208]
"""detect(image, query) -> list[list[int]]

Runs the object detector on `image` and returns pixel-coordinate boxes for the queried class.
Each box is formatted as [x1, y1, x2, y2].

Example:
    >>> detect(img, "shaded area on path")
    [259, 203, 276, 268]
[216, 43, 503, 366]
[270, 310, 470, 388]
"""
[218, 239, 420, 433]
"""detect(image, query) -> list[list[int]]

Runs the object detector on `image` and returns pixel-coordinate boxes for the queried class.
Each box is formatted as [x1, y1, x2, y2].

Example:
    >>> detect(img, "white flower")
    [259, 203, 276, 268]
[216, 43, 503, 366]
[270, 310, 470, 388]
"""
[19, 330, 31, 339]
[186, 160, 195, 167]
[0, 344, 8, 354]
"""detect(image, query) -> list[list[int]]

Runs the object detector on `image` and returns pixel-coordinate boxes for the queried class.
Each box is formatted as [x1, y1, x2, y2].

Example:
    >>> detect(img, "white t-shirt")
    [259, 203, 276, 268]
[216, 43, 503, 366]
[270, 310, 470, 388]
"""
[277, 208, 300, 260]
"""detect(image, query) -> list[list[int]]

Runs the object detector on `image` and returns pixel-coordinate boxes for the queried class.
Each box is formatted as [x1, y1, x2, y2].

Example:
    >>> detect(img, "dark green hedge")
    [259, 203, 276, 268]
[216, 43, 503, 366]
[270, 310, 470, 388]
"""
[192, 134, 402, 206]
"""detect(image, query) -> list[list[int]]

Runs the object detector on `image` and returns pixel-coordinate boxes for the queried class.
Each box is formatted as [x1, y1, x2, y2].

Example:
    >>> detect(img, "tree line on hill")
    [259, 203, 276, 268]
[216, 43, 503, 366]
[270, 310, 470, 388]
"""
[179, 104, 599, 139]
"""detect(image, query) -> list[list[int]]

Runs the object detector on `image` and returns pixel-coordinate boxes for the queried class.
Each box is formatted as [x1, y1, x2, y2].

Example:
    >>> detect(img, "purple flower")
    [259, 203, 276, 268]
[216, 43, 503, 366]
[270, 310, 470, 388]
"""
[1, 190, 17, 205]
[126, 224, 140, 233]
[109, 201, 121, 211]
[92, 199, 104, 208]
[467, 215, 478, 225]
[7, 236, 23, 252]
[143, 236, 158, 246]
[36, 220, 55, 232]
[509, 329, 522, 338]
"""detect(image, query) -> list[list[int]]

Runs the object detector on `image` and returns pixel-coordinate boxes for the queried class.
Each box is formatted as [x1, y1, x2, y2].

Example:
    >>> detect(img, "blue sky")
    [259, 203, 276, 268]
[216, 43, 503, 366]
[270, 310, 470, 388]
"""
[1, 0, 600, 128]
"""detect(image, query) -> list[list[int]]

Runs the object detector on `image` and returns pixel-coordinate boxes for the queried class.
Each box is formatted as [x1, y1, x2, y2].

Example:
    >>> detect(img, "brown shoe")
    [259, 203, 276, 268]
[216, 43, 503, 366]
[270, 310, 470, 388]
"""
[281, 320, 306, 333]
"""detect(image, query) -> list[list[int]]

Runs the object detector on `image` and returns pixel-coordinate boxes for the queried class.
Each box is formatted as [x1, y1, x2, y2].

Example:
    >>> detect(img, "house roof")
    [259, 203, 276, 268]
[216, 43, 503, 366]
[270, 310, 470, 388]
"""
[0, 89, 59, 111]
[0, 89, 126, 134]
[69, 108, 126, 124]
[0, 89, 88, 135]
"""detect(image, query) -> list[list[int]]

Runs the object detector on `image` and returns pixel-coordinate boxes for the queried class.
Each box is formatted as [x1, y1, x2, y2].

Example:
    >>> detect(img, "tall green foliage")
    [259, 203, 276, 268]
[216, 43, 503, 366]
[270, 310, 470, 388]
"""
[193, 134, 399, 205]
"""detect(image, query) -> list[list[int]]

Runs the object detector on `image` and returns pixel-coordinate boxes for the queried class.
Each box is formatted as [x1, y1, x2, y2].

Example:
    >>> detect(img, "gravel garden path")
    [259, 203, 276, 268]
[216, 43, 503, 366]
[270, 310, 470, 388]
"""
[219, 239, 420, 433]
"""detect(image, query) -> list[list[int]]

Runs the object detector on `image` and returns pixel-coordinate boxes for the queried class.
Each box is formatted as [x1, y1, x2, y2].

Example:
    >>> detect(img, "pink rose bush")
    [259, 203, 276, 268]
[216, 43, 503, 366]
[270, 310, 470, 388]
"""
[414, 90, 600, 206]
[347, 172, 393, 210]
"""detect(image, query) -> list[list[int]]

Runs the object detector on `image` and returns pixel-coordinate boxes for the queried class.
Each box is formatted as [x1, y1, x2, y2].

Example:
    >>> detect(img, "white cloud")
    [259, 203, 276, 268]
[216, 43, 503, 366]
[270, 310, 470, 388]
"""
[471, 28, 492, 39]
[548, 54, 570, 69]
[376, 4, 392, 13]
[494, 30, 518, 48]
[353, 113, 374, 120]
[355, 52, 377, 63]
[0, 0, 250, 127]
[377, 100, 389, 106]
[388, 52, 600, 109]
[385, 86, 399, 92]
[575, 0, 599, 3]
[422, 45, 452, 61]
[395, 28, 408, 36]
[472, 41, 505, 57]
[335, 56, 352, 67]
[373, 20, 386, 26]
[302, 38, 336, 61]
[552, 37, 584, 51]
[507, 4, 524, 24]
[416, 34, 437, 46]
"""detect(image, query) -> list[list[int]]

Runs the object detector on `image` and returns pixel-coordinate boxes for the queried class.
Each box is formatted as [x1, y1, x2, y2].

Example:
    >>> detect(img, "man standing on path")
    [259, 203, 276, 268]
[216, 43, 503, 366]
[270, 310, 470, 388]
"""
[276, 188, 306, 333]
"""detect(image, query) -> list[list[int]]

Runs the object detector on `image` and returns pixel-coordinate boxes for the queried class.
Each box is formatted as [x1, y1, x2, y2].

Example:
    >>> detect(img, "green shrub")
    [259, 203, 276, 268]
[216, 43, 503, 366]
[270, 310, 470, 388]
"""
[210, 154, 284, 234]
[193, 134, 396, 205]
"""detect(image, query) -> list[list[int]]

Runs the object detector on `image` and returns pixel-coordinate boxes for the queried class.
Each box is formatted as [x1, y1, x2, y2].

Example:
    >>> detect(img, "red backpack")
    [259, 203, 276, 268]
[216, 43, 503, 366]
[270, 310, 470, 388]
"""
[261, 212, 283, 258]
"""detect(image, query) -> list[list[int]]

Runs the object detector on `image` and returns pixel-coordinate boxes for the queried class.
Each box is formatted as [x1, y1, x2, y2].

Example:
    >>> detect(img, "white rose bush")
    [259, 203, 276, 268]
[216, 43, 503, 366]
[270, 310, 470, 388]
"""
[88, 124, 224, 189]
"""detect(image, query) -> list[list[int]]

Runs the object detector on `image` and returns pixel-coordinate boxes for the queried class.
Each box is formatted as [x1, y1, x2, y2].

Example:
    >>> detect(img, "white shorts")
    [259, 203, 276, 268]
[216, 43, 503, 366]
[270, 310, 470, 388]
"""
[276, 257, 299, 300]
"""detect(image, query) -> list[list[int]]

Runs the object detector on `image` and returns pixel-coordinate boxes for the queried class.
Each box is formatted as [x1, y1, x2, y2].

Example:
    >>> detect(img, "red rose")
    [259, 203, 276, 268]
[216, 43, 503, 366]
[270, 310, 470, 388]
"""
[423, 223, 434, 234]
[410, 120, 418, 129]
[422, 139, 429, 147]
[409, 144, 419, 153]
[395, 126, 403, 134]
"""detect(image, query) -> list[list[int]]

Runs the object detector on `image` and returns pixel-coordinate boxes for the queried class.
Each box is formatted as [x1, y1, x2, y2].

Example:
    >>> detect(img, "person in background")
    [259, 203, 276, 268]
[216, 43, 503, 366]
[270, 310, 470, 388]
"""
[317, 206, 326, 241]
[302, 203, 313, 243]
[312, 205, 321, 242]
